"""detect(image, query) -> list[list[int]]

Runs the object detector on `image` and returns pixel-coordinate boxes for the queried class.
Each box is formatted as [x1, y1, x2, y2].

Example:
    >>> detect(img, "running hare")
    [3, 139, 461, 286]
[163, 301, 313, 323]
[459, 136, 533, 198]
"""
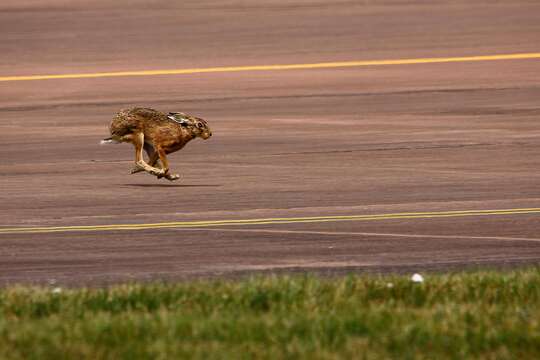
[102, 107, 212, 181]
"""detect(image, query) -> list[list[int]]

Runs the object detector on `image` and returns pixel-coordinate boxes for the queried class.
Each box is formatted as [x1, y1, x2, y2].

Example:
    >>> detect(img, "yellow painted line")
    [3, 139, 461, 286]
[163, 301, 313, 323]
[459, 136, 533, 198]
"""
[0, 207, 539, 235]
[1, 52, 539, 82]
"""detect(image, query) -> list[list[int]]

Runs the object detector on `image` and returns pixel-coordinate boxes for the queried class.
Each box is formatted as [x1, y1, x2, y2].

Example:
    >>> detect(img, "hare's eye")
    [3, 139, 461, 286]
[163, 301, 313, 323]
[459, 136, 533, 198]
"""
[197, 123, 203, 128]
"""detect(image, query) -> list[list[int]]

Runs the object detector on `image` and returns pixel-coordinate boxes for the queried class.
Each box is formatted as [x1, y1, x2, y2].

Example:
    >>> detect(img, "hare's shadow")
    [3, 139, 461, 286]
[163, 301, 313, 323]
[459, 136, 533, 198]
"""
[123, 184, 221, 188]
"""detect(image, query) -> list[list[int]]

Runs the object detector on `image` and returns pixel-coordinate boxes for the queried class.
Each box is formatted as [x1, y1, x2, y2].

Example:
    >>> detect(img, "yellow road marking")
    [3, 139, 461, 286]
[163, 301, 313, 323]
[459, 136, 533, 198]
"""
[0, 207, 538, 235]
[194, 228, 540, 243]
[1, 52, 539, 82]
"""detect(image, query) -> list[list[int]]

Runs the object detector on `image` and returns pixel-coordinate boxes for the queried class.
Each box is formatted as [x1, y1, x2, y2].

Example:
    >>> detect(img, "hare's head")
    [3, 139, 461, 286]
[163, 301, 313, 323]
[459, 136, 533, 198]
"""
[168, 112, 212, 140]
[192, 117, 212, 140]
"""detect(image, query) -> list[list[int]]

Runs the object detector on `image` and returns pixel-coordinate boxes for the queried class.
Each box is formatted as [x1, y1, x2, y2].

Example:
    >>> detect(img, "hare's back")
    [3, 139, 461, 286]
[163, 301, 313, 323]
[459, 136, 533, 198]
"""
[109, 107, 165, 137]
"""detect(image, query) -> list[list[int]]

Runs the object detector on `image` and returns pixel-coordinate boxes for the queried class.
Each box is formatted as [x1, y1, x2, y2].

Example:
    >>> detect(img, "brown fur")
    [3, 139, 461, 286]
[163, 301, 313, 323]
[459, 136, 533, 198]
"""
[103, 107, 212, 181]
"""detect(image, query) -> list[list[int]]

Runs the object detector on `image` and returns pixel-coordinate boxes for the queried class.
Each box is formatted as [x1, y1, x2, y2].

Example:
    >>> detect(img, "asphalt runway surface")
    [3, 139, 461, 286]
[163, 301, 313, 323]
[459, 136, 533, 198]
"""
[1, 1, 540, 285]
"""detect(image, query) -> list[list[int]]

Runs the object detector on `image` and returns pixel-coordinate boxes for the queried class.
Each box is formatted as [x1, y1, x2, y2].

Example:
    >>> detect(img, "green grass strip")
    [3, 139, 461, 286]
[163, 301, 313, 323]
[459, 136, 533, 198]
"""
[1, 268, 540, 359]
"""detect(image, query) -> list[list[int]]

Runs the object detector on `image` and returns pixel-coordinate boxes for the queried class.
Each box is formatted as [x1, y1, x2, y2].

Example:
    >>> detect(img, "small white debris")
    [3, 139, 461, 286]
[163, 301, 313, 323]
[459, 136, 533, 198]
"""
[52, 287, 62, 294]
[386, 282, 394, 288]
[48, 279, 57, 286]
[328, 246, 334, 249]
[411, 273, 424, 283]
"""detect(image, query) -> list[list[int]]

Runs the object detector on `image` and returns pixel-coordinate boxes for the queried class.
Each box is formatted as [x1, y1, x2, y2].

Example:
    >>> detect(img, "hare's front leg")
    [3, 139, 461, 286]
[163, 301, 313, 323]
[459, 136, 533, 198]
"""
[156, 146, 180, 181]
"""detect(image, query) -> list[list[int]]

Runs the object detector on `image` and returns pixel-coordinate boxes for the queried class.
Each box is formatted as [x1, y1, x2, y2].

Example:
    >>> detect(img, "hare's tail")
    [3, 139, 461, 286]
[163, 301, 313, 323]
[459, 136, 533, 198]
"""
[100, 137, 120, 145]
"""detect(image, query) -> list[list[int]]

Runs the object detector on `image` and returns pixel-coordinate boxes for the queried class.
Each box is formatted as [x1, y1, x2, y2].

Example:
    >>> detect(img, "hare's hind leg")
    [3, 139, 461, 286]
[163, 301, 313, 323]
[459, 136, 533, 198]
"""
[131, 143, 160, 174]
[131, 132, 164, 177]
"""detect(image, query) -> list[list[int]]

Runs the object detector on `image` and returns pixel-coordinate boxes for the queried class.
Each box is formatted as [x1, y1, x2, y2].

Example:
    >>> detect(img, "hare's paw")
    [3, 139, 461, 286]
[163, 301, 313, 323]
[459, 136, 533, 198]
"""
[130, 166, 144, 174]
[152, 168, 166, 178]
[130, 162, 145, 174]
[165, 173, 180, 181]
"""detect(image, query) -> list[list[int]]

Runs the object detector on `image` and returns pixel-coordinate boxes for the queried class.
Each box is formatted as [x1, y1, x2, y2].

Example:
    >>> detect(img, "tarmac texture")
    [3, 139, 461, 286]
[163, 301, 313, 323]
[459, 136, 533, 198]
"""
[1, 0, 540, 285]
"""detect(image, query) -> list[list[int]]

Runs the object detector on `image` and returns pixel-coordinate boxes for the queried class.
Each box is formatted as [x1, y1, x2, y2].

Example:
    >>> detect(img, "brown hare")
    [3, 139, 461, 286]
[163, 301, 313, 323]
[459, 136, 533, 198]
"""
[101, 107, 212, 181]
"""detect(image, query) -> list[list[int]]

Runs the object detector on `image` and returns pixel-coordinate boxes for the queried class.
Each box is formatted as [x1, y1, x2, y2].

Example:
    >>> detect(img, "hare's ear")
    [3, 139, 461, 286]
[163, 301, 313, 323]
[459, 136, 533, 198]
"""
[167, 113, 190, 126]
[168, 112, 187, 118]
